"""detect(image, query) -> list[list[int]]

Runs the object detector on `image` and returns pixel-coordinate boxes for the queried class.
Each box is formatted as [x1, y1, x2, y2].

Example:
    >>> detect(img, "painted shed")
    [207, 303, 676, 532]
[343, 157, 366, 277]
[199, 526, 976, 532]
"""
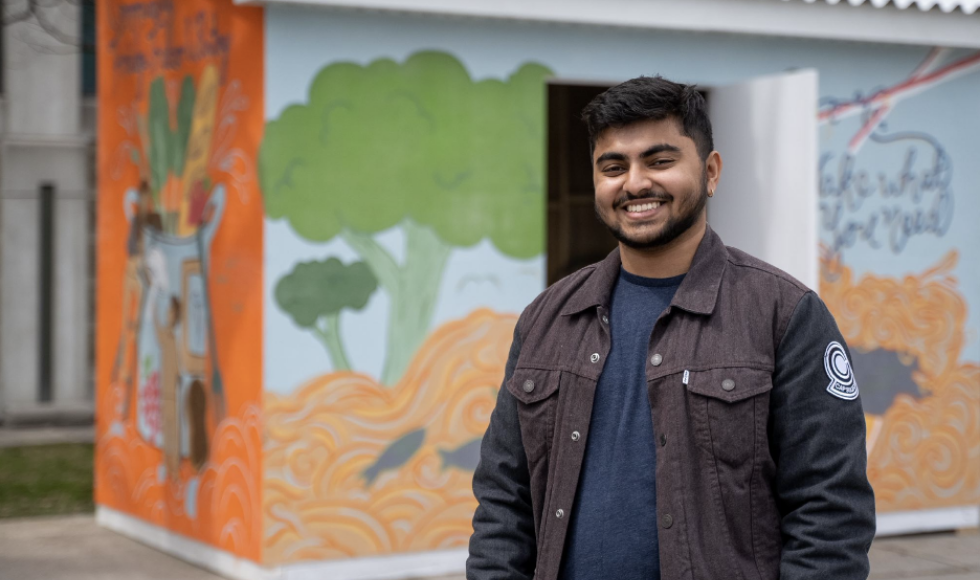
[95, 0, 980, 578]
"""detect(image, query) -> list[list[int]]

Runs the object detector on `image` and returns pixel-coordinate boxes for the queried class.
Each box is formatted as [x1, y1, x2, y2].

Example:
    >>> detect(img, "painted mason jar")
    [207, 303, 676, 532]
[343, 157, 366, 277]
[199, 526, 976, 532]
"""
[131, 185, 226, 477]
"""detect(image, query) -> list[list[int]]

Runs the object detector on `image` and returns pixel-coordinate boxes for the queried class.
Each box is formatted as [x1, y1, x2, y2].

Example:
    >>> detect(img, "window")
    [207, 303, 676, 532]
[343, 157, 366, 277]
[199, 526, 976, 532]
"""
[82, 0, 96, 96]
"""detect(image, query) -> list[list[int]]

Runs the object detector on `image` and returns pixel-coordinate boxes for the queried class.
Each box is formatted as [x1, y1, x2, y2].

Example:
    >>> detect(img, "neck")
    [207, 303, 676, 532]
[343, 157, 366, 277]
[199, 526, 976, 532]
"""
[619, 219, 706, 279]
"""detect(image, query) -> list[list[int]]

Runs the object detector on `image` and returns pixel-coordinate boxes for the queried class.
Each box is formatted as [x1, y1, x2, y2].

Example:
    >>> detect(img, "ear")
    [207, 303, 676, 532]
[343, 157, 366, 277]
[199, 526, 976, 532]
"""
[705, 151, 722, 194]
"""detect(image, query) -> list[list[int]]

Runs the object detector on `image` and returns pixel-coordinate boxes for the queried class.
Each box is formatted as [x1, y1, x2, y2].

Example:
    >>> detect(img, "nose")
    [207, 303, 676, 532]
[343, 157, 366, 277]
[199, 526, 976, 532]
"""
[623, 165, 653, 196]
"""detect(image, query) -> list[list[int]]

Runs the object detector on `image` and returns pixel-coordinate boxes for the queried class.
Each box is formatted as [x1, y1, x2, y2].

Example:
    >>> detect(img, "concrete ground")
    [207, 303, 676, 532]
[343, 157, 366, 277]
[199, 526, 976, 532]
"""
[0, 514, 976, 580]
[0, 424, 94, 448]
[1, 426, 976, 579]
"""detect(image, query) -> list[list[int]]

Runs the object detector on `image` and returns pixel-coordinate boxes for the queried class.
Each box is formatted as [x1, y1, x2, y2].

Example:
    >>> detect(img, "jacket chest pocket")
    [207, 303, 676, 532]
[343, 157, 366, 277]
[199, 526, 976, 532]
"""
[684, 367, 773, 466]
[506, 367, 561, 464]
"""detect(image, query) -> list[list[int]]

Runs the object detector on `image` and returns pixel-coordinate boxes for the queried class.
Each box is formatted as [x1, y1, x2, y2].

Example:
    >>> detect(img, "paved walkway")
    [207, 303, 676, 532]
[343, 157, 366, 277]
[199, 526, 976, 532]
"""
[0, 425, 94, 448]
[0, 514, 218, 580]
[0, 514, 976, 580]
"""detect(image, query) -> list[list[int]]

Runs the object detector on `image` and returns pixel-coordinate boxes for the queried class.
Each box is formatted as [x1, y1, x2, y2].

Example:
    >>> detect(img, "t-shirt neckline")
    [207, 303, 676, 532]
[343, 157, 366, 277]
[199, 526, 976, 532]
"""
[619, 267, 686, 288]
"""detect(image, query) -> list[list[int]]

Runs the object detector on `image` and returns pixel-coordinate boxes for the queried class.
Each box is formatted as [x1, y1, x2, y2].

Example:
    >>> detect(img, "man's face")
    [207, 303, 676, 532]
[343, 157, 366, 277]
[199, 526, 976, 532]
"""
[592, 117, 710, 250]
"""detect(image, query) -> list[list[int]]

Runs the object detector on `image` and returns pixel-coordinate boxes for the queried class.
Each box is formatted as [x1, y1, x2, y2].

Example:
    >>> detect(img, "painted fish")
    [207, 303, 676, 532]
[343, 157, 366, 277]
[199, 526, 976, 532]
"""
[439, 437, 482, 472]
[362, 428, 425, 486]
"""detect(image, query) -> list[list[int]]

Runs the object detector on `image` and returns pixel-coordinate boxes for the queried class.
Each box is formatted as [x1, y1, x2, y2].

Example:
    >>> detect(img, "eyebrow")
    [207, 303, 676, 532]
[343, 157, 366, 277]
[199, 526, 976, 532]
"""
[594, 143, 682, 166]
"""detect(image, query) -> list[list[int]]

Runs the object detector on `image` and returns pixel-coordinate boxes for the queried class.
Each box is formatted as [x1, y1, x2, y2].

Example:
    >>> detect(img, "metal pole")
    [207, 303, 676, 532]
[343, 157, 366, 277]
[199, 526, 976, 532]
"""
[38, 182, 55, 403]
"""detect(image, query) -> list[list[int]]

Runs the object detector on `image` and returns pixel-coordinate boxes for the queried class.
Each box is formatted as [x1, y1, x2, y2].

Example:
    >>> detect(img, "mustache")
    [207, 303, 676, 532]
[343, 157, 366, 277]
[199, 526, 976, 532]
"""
[613, 193, 672, 209]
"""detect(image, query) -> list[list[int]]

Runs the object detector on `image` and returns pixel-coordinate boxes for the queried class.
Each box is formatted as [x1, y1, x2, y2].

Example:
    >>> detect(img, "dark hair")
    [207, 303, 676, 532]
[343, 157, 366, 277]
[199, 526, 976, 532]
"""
[582, 76, 714, 160]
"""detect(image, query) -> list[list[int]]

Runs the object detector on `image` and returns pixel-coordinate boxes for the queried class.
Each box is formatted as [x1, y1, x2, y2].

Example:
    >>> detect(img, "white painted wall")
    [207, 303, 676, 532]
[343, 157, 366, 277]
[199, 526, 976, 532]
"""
[708, 69, 820, 289]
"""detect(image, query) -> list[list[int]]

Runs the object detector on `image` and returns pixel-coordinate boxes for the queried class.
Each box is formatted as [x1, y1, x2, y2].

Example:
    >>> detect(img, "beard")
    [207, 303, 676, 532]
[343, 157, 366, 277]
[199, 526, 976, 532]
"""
[595, 169, 709, 250]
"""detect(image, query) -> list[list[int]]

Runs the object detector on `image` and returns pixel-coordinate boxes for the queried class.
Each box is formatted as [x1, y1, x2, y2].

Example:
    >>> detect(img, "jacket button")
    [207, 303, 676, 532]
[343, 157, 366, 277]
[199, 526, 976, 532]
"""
[571, 431, 581, 442]
[590, 353, 600, 363]
[661, 514, 673, 528]
[523, 379, 535, 393]
[651, 353, 663, 366]
[722, 379, 735, 392]
[556, 508, 565, 519]
[660, 434, 667, 447]
[601, 314, 609, 324]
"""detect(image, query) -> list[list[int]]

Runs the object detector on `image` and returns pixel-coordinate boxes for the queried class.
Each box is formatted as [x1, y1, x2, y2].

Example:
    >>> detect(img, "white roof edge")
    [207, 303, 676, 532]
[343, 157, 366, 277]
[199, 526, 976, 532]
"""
[241, 0, 980, 49]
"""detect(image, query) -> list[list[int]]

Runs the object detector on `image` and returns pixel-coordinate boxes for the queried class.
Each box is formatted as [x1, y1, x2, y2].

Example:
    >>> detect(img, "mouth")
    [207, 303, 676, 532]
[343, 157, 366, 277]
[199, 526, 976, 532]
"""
[619, 199, 667, 220]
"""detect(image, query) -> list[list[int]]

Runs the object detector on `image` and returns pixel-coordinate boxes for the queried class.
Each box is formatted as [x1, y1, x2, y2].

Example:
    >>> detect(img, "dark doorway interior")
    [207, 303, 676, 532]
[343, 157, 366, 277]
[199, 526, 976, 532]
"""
[547, 83, 617, 286]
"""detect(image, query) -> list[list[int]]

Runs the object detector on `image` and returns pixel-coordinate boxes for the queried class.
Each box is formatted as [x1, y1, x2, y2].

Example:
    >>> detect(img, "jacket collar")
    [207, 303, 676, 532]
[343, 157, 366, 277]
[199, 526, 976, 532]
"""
[560, 225, 728, 316]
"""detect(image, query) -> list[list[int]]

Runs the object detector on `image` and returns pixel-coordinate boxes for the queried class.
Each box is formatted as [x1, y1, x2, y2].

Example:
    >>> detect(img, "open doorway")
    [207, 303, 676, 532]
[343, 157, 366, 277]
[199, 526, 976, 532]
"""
[546, 73, 816, 290]
[546, 82, 710, 285]
[546, 82, 616, 285]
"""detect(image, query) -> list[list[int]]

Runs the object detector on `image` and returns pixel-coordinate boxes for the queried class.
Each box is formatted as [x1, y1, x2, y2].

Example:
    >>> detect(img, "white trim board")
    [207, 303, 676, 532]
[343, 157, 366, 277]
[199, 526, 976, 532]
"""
[97, 504, 980, 577]
[242, 0, 980, 49]
[96, 506, 468, 580]
[876, 505, 980, 537]
[277, 548, 467, 580]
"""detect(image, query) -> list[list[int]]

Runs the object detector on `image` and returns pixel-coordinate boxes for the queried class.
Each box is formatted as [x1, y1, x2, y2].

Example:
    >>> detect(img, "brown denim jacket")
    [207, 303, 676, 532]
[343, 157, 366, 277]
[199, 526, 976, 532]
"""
[468, 226, 875, 580]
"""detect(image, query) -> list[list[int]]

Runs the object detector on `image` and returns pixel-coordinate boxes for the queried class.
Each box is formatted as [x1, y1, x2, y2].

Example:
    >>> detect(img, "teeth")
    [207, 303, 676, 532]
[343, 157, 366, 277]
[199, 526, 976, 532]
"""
[625, 201, 662, 213]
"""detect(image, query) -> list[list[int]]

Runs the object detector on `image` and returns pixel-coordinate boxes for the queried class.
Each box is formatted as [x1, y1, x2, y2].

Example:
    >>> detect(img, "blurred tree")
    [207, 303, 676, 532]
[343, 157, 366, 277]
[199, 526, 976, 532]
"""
[260, 51, 551, 385]
[2, 0, 94, 49]
[1, 1, 97, 95]
[275, 258, 378, 371]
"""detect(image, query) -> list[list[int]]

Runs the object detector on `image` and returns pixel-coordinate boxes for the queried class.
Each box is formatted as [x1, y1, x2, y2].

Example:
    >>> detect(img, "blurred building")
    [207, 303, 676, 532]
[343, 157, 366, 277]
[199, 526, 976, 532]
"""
[0, 0, 96, 424]
[95, 1, 979, 579]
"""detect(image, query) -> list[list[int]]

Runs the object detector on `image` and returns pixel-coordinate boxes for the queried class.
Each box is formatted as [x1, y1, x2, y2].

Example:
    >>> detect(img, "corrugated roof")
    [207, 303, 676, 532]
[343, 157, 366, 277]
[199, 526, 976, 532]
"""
[256, 1, 980, 47]
[787, 0, 980, 14]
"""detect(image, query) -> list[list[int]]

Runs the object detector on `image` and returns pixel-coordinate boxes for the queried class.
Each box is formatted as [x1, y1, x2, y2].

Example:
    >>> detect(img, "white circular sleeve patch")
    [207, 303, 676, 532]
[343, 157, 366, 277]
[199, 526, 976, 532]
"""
[824, 341, 859, 400]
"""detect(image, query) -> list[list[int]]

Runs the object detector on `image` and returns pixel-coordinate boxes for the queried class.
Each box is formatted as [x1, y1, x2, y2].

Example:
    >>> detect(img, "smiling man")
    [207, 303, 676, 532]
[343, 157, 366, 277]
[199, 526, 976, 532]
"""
[467, 76, 876, 580]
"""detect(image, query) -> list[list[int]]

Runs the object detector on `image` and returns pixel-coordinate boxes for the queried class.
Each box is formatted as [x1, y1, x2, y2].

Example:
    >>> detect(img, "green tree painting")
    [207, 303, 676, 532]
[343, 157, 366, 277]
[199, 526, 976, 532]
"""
[275, 259, 378, 371]
[260, 51, 551, 385]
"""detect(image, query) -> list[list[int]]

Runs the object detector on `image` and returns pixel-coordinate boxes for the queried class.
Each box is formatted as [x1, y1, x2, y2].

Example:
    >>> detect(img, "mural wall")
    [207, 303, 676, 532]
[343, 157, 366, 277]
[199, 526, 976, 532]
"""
[96, 0, 264, 561]
[263, 6, 978, 565]
[817, 49, 980, 511]
[259, 51, 549, 562]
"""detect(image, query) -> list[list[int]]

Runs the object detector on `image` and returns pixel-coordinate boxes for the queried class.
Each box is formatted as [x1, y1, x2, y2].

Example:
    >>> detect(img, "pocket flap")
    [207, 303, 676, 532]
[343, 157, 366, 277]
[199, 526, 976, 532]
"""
[684, 366, 773, 403]
[506, 367, 560, 404]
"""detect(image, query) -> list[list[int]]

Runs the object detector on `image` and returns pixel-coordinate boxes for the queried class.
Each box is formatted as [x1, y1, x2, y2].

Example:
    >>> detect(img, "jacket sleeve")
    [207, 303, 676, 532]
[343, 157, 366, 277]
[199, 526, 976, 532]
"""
[466, 323, 536, 580]
[769, 291, 876, 580]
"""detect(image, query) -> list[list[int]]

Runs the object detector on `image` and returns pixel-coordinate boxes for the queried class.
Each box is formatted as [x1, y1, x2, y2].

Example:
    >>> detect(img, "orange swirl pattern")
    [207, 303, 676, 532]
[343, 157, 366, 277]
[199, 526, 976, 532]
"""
[263, 309, 516, 564]
[95, 398, 263, 559]
[820, 250, 980, 512]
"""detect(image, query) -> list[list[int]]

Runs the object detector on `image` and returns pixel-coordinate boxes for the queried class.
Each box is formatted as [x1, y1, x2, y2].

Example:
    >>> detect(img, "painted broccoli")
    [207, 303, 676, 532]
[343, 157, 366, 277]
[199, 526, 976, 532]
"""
[275, 258, 378, 371]
[260, 51, 552, 385]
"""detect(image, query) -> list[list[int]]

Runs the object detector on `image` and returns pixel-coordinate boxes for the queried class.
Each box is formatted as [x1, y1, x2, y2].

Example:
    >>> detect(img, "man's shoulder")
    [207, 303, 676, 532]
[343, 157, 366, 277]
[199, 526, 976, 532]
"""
[724, 245, 811, 298]
[550, 262, 603, 295]
[517, 262, 602, 330]
[723, 245, 825, 347]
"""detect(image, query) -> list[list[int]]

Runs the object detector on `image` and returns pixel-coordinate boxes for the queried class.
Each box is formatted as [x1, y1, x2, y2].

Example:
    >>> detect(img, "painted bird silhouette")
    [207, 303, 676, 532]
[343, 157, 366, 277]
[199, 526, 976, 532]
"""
[361, 428, 425, 486]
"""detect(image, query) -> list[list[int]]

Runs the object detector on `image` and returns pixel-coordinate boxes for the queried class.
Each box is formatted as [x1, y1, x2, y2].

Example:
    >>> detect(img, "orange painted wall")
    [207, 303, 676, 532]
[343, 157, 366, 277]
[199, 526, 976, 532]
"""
[95, 0, 264, 562]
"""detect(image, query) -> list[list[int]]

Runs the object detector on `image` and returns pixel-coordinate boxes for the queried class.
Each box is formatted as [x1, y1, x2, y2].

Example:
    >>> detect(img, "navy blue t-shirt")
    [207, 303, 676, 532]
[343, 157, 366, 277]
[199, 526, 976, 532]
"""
[559, 268, 684, 580]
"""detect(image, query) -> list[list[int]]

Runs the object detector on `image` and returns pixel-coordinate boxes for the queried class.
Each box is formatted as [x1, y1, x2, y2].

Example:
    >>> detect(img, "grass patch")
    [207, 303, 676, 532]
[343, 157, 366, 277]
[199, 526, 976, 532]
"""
[0, 444, 94, 519]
